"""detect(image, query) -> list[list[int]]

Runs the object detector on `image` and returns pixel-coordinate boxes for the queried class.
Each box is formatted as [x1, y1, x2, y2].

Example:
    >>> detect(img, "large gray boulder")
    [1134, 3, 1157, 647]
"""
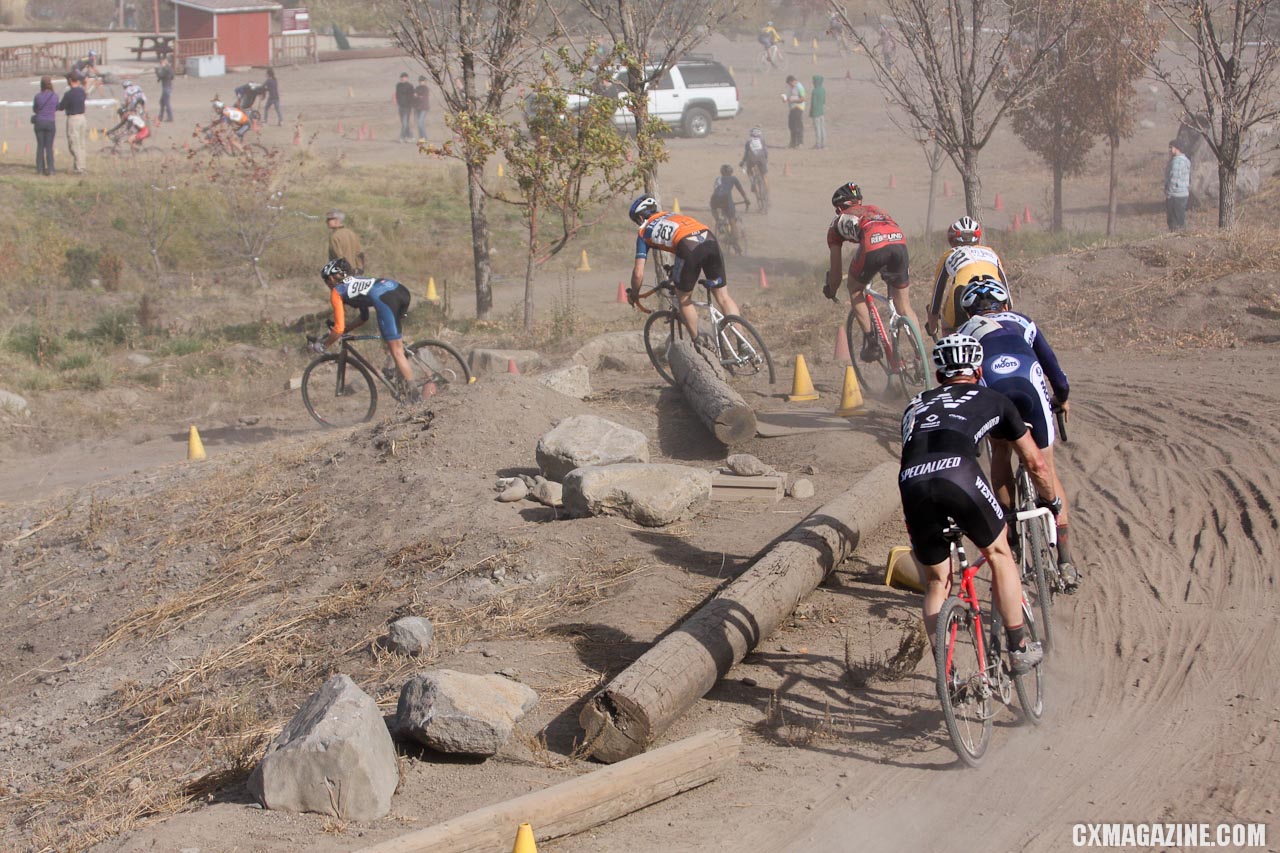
[0, 389, 29, 417]
[247, 675, 398, 821]
[562, 463, 712, 527]
[571, 331, 649, 370]
[468, 349, 544, 376]
[536, 415, 649, 482]
[393, 669, 538, 756]
[536, 364, 592, 399]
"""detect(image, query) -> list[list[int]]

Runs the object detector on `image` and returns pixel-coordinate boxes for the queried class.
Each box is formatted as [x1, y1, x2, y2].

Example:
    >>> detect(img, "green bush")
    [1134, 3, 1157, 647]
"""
[57, 352, 94, 372]
[5, 323, 62, 365]
[64, 247, 101, 289]
[86, 310, 139, 347]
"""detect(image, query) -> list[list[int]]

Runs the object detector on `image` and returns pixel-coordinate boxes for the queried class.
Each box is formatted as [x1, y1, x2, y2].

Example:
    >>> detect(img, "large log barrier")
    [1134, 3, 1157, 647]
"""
[668, 338, 756, 445]
[579, 461, 900, 762]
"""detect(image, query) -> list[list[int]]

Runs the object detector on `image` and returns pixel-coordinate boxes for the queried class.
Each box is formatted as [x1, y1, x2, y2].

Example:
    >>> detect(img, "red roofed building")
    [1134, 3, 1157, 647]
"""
[172, 0, 282, 68]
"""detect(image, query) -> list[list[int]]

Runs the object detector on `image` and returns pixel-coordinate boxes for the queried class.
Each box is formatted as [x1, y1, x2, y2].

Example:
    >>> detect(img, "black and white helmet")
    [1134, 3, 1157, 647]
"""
[932, 333, 983, 377]
[321, 258, 353, 280]
[959, 276, 1010, 317]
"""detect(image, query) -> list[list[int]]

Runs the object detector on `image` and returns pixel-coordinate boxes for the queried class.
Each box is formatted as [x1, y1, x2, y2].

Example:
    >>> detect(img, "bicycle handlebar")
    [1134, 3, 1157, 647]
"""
[1054, 407, 1069, 443]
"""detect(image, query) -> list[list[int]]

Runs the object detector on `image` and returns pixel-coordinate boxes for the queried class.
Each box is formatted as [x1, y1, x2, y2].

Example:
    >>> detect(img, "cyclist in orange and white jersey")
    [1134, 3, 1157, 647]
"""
[925, 215, 1010, 337]
[626, 195, 741, 341]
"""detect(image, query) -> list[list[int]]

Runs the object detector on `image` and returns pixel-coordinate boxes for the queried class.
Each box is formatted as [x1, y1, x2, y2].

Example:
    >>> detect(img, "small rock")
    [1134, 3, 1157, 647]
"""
[517, 474, 538, 488]
[536, 416, 649, 482]
[491, 567, 506, 582]
[497, 668, 520, 679]
[393, 669, 539, 756]
[536, 365, 592, 399]
[726, 454, 776, 477]
[125, 353, 153, 368]
[0, 389, 30, 417]
[497, 480, 529, 502]
[127, 777, 143, 791]
[285, 376, 303, 391]
[800, 463, 820, 475]
[741, 677, 758, 687]
[789, 478, 815, 500]
[530, 479, 563, 508]
[379, 616, 434, 656]
[481, 650, 496, 658]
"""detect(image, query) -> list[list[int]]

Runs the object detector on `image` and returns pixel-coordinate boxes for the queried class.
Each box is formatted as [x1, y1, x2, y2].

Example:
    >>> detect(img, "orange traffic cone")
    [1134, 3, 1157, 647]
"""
[788, 355, 820, 402]
[889, 173, 897, 189]
[292, 128, 301, 145]
[884, 546, 925, 592]
[616, 281, 629, 304]
[337, 120, 344, 134]
[845, 68, 852, 80]
[834, 324, 850, 362]
[993, 193, 1004, 211]
[758, 267, 769, 290]
[783, 161, 792, 177]
[835, 365, 865, 416]
[1010, 214, 1021, 232]
[360, 123, 369, 140]
[943, 180, 954, 198]
[1023, 204, 1035, 225]
[507, 358, 520, 375]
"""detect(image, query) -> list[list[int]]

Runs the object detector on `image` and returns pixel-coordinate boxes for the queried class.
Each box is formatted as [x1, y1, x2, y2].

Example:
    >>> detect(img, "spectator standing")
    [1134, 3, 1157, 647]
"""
[58, 72, 87, 175]
[878, 25, 897, 73]
[395, 72, 415, 142]
[809, 74, 827, 150]
[155, 56, 174, 122]
[784, 75, 806, 148]
[32, 76, 58, 176]
[327, 209, 366, 273]
[413, 75, 430, 142]
[264, 68, 283, 126]
[1165, 140, 1190, 232]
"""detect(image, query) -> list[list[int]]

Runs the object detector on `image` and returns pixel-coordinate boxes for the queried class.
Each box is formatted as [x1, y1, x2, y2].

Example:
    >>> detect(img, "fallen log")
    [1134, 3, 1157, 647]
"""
[356, 728, 740, 853]
[668, 338, 756, 445]
[580, 461, 900, 762]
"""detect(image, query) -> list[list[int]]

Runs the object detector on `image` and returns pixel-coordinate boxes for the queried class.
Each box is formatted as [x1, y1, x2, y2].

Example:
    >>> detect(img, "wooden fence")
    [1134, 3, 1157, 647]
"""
[173, 37, 218, 70]
[271, 33, 317, 65]
[0, 37, 108, 79]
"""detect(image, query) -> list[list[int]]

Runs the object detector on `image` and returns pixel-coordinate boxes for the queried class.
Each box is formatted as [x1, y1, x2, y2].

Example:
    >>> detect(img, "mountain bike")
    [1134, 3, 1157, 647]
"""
[100, 125, 154, 157]
[1011, 407, 1071, 650]
[935, 518, 1046, 767]
[634, 269, 775, 387]
[747, 164, 769, 214]
[844, 283, 930, 399]
[711, 200, 749, 256]
[301, 333, 472, 428]
[758, 42, 787, 72]
[192, 121, 268, 158]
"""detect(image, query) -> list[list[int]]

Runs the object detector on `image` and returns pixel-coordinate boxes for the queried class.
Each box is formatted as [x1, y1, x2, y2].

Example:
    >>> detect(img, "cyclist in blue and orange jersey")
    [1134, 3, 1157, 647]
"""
[626, 195, 741, 341]
[925, 215, 1009, 338]
[823, 181, 919, 361]
[956, 277, 1078, 593]
[212, 99, 251, 141]
[900, 333, 1061, 673]
[313, 258, 418, 392]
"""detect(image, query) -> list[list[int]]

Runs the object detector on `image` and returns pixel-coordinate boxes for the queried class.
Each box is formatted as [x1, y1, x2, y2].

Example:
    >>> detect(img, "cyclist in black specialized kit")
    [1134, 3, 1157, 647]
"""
[899, 334, 1061, 674]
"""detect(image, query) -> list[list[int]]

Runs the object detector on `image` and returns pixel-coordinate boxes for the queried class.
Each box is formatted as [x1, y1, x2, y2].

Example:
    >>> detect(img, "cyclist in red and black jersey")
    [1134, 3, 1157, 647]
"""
[823, 181, 920, 361]
[626, 195, 741, 341]
[899, 334, 1061, 674]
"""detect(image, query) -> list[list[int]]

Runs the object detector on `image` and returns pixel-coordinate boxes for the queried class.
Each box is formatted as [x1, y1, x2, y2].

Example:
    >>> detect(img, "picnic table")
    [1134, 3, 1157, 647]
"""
[128, 35, 174, 61]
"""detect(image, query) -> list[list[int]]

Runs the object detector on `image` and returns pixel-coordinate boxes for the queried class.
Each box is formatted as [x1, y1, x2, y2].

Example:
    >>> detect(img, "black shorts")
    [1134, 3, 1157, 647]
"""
[852, 243, 910, 289]
[672, 233, 726, 292]
[989, 372, 1056, 449]
[709, 196, 738, 220]
[899, 456, 1006, 565]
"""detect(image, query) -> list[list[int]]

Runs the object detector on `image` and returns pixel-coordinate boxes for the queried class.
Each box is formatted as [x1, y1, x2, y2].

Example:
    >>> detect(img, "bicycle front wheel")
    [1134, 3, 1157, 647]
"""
[407, 339, 472, 396]
[717, 314, 776, 384]
[731, 218, 748, 254]
[1013, 596, 1046, 724]
[302, 353, 377, 428]
[1016, 468, 1056, 653]
[846, 308, 893, 398]
[891, 317, 932, 398]
[935, 597, 993, 767]
[643, 310, 681, 386]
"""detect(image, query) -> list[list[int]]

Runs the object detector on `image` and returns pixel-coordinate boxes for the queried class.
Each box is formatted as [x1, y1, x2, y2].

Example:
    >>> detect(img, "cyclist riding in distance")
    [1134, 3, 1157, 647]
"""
[899, 334, 1061, 673]
[759, 21, 784, 67]
[313, 258, 419, 395]
[627, 195, 741, 341]
[740, 126, 769, 194]
[823, 181, 920, 360]
[956, 277, 1079, 593]
[709, 164, 750, 227]
[121, 79, 147, 116]
[211, 99, 251, 146]
[105, 106, 150, 149]
[925, 216, 1009, 338]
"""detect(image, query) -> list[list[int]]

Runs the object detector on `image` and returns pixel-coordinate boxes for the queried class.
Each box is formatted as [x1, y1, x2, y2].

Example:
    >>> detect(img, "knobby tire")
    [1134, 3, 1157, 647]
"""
[1013, 598, 1046, 724]
[717, 314, 776, 384]
[302, 353, 377, 428]
[1017, 468, 1056, 653]
[406, 339, 472, 396]
[643, 310, 682, 386]
[891, 317, 932, 397]
[935, 597, 993, 767]
[846, 307, 893, 398]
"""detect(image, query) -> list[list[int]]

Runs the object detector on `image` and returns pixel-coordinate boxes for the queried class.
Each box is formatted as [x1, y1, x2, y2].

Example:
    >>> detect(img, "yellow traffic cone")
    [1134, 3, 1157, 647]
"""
[884, 546, 925, 592]
[672, 196, 681, 214]
[835, 365, 865, 416]
[1, 141, 7, 154]
[812, 38, 819, 50]
[812, 52, 818, 65]
[426, 276, 440, 302]
[576, 249, 591, 272]
[792, 36, 799, 47]
[497, 162, 504, 177]
[787, 355, 819, 402]
[348, 86, 354, 98]
[187, 425, 207, 461]
[512, 822, 538, 853]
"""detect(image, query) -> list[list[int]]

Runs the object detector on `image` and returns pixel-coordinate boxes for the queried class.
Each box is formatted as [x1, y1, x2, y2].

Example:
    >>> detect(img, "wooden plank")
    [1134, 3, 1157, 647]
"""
[710, 473, 783, 502]
[355, 729, 740, 853]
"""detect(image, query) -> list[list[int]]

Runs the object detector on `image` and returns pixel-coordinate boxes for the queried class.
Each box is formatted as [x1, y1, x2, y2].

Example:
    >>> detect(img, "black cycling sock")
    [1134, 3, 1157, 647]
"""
[1005, 623, 1027, 651]
[1057, 524, 1072, 564]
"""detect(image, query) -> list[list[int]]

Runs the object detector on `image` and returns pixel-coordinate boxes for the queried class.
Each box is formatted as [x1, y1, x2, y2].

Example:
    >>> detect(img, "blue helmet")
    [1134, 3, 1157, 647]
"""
[629, 195, 659, 225]
[960, 276, 1010, 317]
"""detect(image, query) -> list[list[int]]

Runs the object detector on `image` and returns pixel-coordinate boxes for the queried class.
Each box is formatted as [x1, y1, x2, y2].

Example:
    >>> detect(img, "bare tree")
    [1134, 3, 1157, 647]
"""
[121, 156, 188, 274]
[831, 0, 1077, 215]
[1148, 0, 1280, 227]
[573, 0, 739, 197]
[198, 143, 294, 288]
[396, 0, 545, 319]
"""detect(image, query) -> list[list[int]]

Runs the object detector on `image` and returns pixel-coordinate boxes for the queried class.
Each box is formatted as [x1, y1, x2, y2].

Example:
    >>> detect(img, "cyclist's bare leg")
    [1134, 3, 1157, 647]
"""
[386, 339, 415, 385]
[710, 287, 740, 319]
[918, 553, 953, 643]
[991, 437, 1069, 527]
[977, 529, 1026, 629]
[890, 282, 921, 330]
[848, 284, 873, 335]
[677, 291, 702, 339]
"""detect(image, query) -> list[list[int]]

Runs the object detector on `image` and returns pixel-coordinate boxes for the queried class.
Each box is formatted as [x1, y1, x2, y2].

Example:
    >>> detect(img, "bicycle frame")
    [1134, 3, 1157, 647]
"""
[860, 285, 909, 371]
[944, 529, 996, 693]
[334, 335, 407, 398]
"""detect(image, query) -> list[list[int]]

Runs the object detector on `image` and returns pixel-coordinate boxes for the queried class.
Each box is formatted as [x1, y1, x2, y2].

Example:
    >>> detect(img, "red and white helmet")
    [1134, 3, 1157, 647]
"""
[947, 216, 982, 247]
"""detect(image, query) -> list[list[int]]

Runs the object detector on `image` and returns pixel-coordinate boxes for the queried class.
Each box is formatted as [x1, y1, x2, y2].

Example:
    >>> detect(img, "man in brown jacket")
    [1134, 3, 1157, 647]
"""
[326, 209, 365, 273]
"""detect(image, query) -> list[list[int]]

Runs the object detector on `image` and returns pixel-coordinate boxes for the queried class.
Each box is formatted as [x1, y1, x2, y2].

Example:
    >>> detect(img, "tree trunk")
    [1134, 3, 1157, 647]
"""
[1218, 162, 1238, 228]
[1051, 159, 1064, 233]
[961, 148, 981, 217]
[466, 162, 493, 318]
[668, 339, 756, 445]
[925, 156, 940, 235]
[251, 259, 266, 288]
[1106, 133, 1119, 237]
[579, 462, 900, 762]
[522, 216, 536, 333]
[151, 248, 162, 276]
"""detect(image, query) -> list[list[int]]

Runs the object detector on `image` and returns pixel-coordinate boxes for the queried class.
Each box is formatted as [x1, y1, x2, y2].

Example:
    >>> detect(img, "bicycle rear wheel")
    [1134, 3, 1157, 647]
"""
[717, 314, 776, 384]
[752, 174, 770, 214]
[846, 308, 893, 398]
[643, 310, 681, 386]
[407, 339, 472, 396]
[302, 353, 377, 427]
[1016, 468, 1056, 653]
[1013, 596, 1046, 724]
[731, 217, 748, 254]
[891, 317, 932, 398]
[935, 597, 993, 767]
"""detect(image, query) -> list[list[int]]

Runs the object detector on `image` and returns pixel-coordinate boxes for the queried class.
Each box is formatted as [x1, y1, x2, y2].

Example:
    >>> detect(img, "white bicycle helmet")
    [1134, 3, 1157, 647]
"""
[835, 212, 861, 241]
[212, 99, 225, 111]
[947, 215, 982, 247]
[959, 276, 1010, 317]
[932, 333, 983, 376]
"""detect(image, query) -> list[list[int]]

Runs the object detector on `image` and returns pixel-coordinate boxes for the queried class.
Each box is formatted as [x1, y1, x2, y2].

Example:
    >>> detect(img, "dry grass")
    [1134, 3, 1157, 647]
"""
[755, 692, 834, 748]
[844, 621, 928, 689]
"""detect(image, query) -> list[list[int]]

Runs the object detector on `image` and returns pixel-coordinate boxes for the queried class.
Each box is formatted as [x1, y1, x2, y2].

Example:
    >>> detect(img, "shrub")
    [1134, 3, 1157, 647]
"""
[64, 247, 101, 289]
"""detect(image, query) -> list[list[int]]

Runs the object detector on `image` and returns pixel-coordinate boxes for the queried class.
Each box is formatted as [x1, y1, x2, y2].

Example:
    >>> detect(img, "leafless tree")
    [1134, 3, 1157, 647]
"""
[831, 0, 1077, 215]
[1148, 0, 1280, 227]
[396, 0, 545, 319]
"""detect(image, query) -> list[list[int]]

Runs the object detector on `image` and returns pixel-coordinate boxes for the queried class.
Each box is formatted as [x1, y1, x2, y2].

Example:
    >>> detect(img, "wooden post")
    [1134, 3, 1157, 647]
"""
[580, 462, 901, 762]
[668, 338, 756, 445]
[355, 729, 741, 853]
